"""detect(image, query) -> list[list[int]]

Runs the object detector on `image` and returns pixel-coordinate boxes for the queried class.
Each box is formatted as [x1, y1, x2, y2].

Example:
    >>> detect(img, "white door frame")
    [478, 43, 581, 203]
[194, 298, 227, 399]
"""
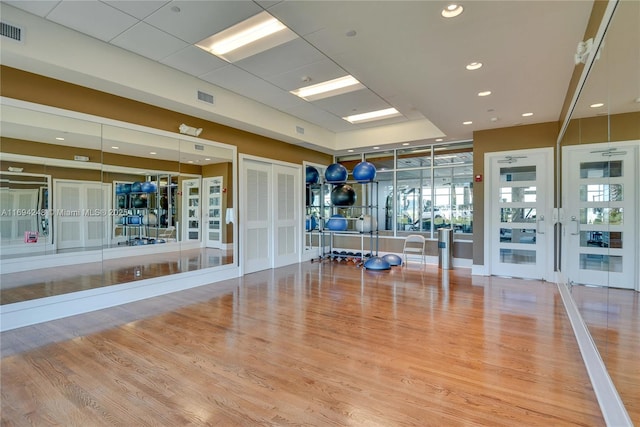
[484, 148, 555, 280]
[202, 176, 223, 249]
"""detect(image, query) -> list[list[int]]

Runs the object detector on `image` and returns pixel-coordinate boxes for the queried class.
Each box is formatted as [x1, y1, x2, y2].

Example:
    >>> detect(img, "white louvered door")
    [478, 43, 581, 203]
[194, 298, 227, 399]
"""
[243, 160, 272, 273]
[241, 158, 300, 274]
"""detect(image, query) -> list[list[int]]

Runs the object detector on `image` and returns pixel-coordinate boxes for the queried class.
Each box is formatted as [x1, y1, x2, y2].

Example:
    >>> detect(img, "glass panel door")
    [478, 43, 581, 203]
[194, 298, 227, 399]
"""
[203, 177, 222, 248]
[563, 145, 636, 289]
[489, 149, 553, 279]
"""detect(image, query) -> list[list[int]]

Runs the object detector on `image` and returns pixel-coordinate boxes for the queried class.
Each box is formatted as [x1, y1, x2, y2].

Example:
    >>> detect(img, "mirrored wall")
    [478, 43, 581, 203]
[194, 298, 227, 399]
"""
[558, 0, 639, 423]
[1, 100, 236, 307]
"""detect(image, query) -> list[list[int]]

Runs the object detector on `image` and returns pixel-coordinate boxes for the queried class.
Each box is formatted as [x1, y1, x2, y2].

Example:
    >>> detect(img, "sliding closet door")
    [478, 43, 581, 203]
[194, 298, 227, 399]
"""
[241, 158, 301, 274]
[273, 164, 300, 268]
[242, 159, 272, 273]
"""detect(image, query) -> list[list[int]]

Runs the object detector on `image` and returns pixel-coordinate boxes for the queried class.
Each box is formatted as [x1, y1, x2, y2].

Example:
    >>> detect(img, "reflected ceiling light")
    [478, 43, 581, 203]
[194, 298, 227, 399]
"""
[435, 138, 444, 142]
[373, 146, 380, 150]
[463, 121, 473, 125]
[466, 62, 482, 71]
[149, 152, 157, 155]
[478, 91, 492, 97]
[590, 103, 604, 108]
[343, 107, 401, 124]
[196, 11, 297, 62]
[290, 75, 364, 101]
[442, 4, 464, 18]
[111, 146, 119, 150]
[402, 142, 410, 146]
[521, 112, 534, 117]
[55, 137, 65, 141]
[8, 167, 23, 172]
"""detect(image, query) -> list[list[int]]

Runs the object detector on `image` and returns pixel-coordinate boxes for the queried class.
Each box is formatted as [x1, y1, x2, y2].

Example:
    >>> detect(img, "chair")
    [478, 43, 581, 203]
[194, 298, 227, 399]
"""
[403, 234, 426, 266]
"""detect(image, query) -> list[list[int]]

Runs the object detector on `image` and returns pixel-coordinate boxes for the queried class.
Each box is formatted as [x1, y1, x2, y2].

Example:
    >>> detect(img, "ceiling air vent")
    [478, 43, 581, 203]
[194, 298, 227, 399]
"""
[1, 22, 23, 42]
[197, 90, 214, 105]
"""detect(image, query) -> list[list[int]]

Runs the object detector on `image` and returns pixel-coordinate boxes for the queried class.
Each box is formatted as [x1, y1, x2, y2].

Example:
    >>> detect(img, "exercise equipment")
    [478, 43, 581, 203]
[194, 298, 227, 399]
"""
[131, 194, 147, 208]
[330, 184, 356, 206]
[324, 163, 348, 183]
[305, 215, 317, 231]
[326, 214, 348, 231]
[382, 253, 403, 266]
[306, 166, 320, 184]
[141, 181, 157, 193]
[364, 256, 391, 270]
[131, 181, 143, 193]
[143, 212, 158, 226]
[355, 215, 377, 232]
[352, 161, 377, 182]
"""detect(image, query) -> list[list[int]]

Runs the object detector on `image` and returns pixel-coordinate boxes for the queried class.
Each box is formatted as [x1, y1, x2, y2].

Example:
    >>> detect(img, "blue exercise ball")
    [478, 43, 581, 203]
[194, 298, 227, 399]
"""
[364, 256, 391, 270]
[353, 161, 377, 182]
[330, 184, 356, 206]
[306, 166, 320, 185]
[118, 183, 131, 194]
[305, 215, 317, 231]
[382, 253, 403, 266]
[326, 214, 348, 231]
[141, 181, 157, 193]
[325, 163, 348, 183]
[131, 181, 143, 193]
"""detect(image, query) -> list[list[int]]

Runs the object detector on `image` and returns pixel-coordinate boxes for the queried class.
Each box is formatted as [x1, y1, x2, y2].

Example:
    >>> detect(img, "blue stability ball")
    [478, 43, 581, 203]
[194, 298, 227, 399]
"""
[141, 181, 157, 193]
[305, 215, 317, 231]
[131, 181, 143, 193]
[325, 163, 348, 183]
[352, 161, 377, 183]
[306, 166, 320, 185]
[330, 184, 357, 206]
[364, 256, 391, 270]
[326, 214, 348, 231]
[382, 253, 403, 266]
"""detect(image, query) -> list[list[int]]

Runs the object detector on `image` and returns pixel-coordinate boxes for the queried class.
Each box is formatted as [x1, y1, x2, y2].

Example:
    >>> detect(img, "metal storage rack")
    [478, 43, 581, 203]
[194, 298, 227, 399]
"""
[307, 180, 379, 266]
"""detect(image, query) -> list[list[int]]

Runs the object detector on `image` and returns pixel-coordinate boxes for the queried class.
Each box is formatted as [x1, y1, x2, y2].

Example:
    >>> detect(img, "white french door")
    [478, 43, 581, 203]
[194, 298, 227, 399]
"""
[486, 148, 553, 280]
[54, 180, 111, 250]
[562, 143, 637, 289]
[241, 157, 300, 274]
[182, 178, 200, 242]
[203, 176, 223, 249]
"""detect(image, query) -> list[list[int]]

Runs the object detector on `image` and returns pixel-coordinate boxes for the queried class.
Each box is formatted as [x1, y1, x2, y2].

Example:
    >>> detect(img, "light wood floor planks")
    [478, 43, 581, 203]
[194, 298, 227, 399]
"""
[1, 262, 608, 426]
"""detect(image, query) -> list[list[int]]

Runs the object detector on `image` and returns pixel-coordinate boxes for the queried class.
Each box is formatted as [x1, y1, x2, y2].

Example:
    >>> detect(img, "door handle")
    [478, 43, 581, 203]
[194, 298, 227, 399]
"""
[570, 216, 580, 235]
[536, 215, 545, 234]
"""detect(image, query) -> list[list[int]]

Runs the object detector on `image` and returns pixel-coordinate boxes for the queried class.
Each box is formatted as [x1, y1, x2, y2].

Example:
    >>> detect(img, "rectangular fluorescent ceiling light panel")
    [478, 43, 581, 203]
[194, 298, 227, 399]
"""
[196, 11, 297, 62]
[290, 75, 365, 101]
[343, 108, 402, 124]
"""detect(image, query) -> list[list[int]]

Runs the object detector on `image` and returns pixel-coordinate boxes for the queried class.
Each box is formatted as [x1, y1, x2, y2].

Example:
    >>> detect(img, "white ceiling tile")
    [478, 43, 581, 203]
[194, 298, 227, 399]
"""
[111, 22, 188, 61]
[312, 89, 391, 118]
[235, 38, 326, 80]
[45, 0, 138, 42]
[143, 0, 263, 44]
[3, 0, 58, 17]
[160, 45, 228, 77]
[268, 59, 351, 92]
[103, 1, 169, 20]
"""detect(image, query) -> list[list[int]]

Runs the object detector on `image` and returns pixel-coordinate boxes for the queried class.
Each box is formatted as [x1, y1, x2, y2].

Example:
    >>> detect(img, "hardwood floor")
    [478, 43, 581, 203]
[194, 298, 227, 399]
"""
[1, 262, 606, 426]
[0, 248, 233, 304]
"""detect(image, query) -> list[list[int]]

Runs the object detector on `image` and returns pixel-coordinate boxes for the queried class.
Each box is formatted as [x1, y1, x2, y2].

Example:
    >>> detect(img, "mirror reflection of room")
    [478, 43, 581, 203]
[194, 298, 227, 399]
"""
[0, 104, 235, 304]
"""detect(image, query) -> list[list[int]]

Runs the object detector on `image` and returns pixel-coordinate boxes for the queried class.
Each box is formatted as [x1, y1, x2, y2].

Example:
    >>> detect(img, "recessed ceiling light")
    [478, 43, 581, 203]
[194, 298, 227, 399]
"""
[196, 11, 297, 62]
[150, 151, 157, 155]
[590, 103, 604, 108]
[463, 121, 473, 125]
[188, 160, 194, 164]
[442, 4, 464, 18]
[347, 149, 354, 153]
[343, 107, 401, 124]
[111, 146, 119, 149]
[55, 137, 65, 141]
[291, 75, 364, 101]
[205, 158, 211, 161]
[402, 143, 410, 146]
[435, 138, 444, 142]
[466, 62, 482, 71]
[373, 146, 380, 150]
[522, 112, 534, 117]
[478, 91, 492, 97]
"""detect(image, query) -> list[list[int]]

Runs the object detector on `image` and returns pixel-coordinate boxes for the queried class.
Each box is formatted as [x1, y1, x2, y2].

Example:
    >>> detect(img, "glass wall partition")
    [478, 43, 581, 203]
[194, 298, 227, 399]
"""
[336, 141, 473, 238]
